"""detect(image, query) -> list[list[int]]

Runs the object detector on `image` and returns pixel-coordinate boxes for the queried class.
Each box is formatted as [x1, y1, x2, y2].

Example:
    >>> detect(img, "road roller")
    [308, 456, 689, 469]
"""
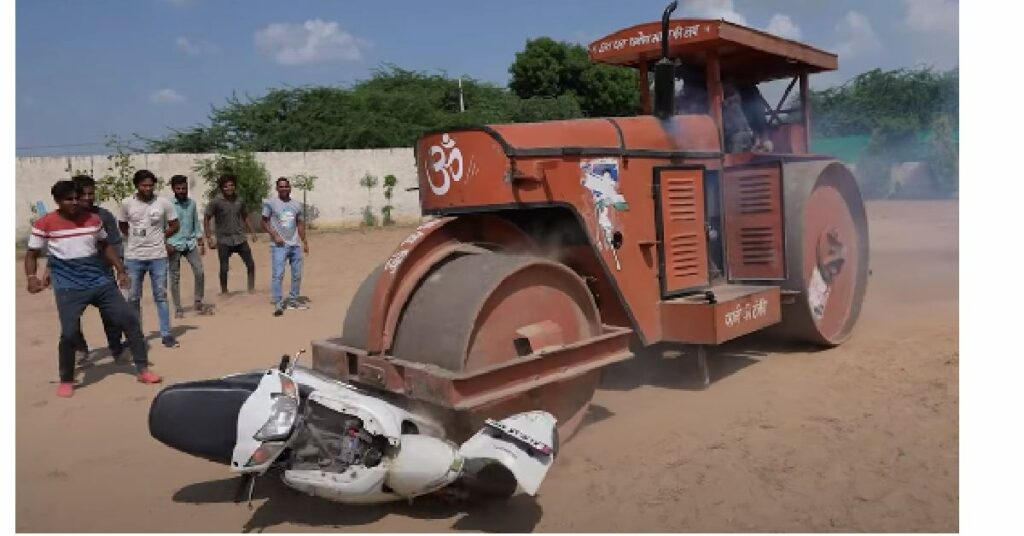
[313, 2, 868, 446]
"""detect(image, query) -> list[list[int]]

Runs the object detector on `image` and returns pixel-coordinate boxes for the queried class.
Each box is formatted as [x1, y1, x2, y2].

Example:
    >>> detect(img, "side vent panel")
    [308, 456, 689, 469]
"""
[655, 167, 709, 294]
[722, 165, 785, 280]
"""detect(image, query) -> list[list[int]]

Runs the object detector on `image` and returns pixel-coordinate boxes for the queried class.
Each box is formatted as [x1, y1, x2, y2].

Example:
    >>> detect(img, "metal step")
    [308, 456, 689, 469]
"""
[659, 284, 781, 345]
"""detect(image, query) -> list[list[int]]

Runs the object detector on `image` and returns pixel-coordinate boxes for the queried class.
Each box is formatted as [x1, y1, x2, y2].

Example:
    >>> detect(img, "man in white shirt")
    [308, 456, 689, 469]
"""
[118, 170, 181, 348]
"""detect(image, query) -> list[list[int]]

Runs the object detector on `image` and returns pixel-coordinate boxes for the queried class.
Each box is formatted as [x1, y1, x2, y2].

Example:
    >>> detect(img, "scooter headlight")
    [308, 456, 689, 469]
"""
[253, 394, 299, 441]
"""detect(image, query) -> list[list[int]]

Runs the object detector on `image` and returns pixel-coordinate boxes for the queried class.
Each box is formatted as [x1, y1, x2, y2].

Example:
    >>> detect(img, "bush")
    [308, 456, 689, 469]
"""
[927, 115, 958, 196]
[292, 173, 318, 226]
[359, 173, 379, 227]
[96, 135, 143, 203]
[361, 206, 378, 227]
[193, 151, 271, 214]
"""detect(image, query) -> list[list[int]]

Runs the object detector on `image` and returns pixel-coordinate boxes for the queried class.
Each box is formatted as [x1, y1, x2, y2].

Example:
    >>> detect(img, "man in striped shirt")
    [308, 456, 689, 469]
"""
[25, 180, 162, 398]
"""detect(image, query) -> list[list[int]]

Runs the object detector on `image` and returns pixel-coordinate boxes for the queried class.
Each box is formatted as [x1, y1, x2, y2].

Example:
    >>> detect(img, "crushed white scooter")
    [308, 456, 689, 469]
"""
[149, 351, 558, 505]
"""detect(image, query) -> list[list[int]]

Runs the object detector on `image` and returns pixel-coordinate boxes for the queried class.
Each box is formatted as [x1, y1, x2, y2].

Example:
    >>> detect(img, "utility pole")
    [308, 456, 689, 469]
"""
[458, 78, 465, 113]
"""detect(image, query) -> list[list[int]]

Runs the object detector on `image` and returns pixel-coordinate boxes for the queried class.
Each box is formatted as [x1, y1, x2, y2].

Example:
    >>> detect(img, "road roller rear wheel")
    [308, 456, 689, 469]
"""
[777, 161, 870, 346]
[391, 251, 602, 443]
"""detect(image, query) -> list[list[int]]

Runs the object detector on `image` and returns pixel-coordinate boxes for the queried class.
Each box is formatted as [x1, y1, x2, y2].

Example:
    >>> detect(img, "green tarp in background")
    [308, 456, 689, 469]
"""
[811, 131, 959, 164]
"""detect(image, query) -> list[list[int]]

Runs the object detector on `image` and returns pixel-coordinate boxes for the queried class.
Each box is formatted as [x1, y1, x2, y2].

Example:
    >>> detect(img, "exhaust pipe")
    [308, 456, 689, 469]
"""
[653, 1, 678, 119]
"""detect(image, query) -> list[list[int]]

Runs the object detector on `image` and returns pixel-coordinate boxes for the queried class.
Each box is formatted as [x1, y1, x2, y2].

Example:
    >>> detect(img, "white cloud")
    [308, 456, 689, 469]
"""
[833, 11, 882, 59]
[902, 0, 958, 68]
[175, 36, 200, 55]
[150, 89, 185, 104]
[682, 0, 747, 26]
[174, 36, 219, 56]
[254, 19, 368, 66]
[766, 14, 802, 40]
[904, 0, 958, 33]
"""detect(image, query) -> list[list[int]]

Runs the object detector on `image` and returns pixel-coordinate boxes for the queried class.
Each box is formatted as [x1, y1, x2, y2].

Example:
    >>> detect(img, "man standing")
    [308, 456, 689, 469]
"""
[167, 175, 211, 318]
[118, 169, 181, 348]
[58, 175, 127, 363]
[204, 173, 256, 294]
[262, 177, 309, 316]
[26, 180, 162, 397]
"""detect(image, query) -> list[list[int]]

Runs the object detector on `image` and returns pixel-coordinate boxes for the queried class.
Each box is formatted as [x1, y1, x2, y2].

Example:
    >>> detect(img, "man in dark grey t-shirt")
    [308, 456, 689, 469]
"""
[203, 174, 256, 294]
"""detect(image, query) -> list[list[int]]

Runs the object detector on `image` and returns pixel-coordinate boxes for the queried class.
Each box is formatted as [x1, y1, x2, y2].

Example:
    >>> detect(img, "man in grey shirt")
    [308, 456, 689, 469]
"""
[262, 177, 309, 316]
[203, 173, 256, 294]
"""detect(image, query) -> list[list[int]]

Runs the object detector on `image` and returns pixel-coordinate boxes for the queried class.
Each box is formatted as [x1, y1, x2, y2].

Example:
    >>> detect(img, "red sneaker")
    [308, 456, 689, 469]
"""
[56, 382, 74, 398]
[137, 370, 163, 384]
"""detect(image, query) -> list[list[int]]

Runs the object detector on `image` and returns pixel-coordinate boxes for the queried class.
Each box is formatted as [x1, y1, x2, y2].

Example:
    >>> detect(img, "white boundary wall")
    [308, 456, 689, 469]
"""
[14, 148, 423, 239]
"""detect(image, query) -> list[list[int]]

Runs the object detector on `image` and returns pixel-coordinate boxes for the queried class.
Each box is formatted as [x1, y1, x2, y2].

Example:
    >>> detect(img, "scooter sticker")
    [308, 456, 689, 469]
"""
[580, 158, 628, 270]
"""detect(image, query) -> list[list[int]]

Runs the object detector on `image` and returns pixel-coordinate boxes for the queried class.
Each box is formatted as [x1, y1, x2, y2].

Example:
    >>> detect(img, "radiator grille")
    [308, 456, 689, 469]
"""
[668, 232, 701, 278]
[665, 179, 698, 221]
[658, 170, 709, 292]
[723, 167, 785, 279]
[737, 175, 774, 214]
[739, 226, 775, 265]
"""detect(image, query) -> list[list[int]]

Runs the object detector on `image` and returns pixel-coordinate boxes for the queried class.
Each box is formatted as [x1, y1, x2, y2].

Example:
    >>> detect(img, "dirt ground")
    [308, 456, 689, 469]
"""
[15, 200, 958, 532]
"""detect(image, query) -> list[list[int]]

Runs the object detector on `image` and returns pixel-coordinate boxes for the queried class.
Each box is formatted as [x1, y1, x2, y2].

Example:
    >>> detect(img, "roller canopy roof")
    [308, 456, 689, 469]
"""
[588, 18, 838, 84]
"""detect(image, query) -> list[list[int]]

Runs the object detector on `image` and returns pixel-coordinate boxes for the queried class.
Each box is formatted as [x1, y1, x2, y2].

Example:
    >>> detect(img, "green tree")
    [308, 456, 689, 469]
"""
[509, 37, 590, 99]
[809, 66, 958, 198]
[193, 151, 271, 214]
[809, 67, 958, 137]
[146, 67, 524, 153]
[381, 174, 398, 226]
[292, 173, 318, 225]
[578, 63, 641, 117]
[359, 173, 379, 227]
[508, 38, 639, 117]
[95, 135, 141, 204]
[145, 51, 644, 153]
[927, 114, 958, 196]
[511, 95, 584, 122]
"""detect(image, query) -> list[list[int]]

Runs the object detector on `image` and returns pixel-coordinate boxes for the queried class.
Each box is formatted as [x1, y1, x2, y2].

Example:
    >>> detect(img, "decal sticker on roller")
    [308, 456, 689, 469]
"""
[580, 158, 628, 270]
[723, 297, 770, 328]
[425, 133, 464, 196]
[807, 267, 831, 321]
[383, 218, 446, 274]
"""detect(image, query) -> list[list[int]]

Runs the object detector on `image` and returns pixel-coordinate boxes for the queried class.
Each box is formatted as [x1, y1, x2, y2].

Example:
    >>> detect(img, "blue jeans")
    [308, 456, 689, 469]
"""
[54, 283, 148, 382]
[125, 258, 172, 337]
[271, 245, 303, 305]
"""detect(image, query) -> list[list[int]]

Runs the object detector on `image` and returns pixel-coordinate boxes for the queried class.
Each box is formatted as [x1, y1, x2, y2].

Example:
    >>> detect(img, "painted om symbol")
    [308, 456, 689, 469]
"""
[426, 133, 464, 196]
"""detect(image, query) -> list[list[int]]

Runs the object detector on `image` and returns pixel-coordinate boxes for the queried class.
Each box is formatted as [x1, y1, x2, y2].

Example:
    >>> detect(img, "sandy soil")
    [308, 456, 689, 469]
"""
[15, 200, 958, 532]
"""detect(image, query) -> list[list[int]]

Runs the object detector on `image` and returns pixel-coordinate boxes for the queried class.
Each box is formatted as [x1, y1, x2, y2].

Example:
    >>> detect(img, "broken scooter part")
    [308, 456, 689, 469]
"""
[148, 350, 559, 505]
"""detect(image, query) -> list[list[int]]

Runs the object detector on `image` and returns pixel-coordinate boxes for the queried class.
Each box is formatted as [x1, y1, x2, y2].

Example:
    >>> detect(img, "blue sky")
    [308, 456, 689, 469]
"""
[16, 0, 958, 155]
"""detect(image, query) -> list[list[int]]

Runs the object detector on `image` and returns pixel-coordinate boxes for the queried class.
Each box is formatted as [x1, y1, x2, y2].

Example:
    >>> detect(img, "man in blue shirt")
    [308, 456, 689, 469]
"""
[166, 175, 211, 318]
